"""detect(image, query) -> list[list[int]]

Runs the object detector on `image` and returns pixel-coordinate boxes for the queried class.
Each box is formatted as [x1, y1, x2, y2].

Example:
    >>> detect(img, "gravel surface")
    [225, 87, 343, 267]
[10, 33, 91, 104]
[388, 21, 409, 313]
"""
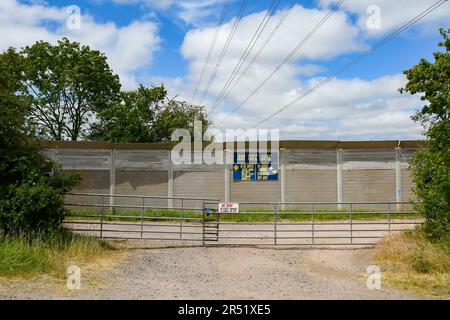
[0, 245, 422, 300]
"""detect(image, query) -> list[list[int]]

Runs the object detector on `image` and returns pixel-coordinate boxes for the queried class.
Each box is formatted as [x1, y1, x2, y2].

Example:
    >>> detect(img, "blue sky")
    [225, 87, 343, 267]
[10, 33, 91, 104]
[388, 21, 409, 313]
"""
[1, 0, 449, 140]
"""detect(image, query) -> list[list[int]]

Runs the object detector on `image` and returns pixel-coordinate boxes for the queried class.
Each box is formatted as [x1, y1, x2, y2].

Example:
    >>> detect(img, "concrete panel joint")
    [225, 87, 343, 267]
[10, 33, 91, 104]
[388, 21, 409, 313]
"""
[336, 149, 343, 210]
[168, 150, 174, 208]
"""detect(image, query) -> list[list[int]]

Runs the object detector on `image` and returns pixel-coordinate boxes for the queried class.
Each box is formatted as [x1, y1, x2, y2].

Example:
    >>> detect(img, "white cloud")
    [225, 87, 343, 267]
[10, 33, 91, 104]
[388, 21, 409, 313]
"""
[180, 4, 363, 105]
[211, 73, 424, 140]
[137, 3, 426, 140]
[319, 0, 450, 37]
[0, 0, 161, 89]
[104, 0, 227, 26]
[1, 0, 434, 140]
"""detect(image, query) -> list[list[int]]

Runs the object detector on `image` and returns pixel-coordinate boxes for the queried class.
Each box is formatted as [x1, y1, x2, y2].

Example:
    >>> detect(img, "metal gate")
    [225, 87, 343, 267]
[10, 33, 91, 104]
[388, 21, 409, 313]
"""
[64, 192, 219, 243]
[203, 201, 422, 247]
[64, 193, 423, 247]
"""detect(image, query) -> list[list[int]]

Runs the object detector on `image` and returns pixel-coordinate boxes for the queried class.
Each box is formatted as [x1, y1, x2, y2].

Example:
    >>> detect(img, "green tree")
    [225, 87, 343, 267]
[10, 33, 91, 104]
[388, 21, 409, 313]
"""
[0, 51, 80, 234]
[3, 38, 121, 141]
[400, 28, 450, 242]
[90, 84, 211, 143]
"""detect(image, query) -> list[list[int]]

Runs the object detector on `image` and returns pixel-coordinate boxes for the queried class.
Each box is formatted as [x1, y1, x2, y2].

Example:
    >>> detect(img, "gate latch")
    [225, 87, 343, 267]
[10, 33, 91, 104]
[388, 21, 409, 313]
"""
[203, 207, 213, 216]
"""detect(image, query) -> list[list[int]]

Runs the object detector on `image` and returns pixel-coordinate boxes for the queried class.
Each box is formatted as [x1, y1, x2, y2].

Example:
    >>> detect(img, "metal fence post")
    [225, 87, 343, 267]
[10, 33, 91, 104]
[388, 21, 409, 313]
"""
[274, 202, 278, 246]
[350, 203, 353, 244]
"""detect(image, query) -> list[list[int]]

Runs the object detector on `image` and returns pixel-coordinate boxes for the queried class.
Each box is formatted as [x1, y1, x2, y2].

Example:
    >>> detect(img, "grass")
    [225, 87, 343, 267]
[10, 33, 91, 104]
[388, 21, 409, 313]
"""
[65, 207, 421, 223]
[0, 228, 114, 278]
[374, 228, 450, 298]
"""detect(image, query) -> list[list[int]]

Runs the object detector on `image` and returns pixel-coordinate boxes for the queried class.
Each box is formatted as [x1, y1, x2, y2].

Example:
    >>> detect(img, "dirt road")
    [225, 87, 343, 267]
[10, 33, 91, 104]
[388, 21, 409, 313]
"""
[0, 245, 422, 299]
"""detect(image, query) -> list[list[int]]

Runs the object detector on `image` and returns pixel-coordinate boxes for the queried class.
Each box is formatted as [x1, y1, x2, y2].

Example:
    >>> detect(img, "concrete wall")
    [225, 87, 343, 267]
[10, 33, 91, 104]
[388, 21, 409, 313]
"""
[43, 140, 425, 207]
[285, 149, 337, 205]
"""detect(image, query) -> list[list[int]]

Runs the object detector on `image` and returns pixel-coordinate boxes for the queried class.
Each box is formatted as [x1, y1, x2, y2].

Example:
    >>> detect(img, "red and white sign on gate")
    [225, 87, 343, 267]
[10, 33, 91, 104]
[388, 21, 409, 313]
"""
[218, 202, 239, 214]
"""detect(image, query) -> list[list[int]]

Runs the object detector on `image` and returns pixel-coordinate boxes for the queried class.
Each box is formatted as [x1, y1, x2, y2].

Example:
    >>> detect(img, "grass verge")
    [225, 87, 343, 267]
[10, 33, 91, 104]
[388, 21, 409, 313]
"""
[66, 208, 420, 223]
[374, 228, 450, 298]
[0, 228, 114, 278]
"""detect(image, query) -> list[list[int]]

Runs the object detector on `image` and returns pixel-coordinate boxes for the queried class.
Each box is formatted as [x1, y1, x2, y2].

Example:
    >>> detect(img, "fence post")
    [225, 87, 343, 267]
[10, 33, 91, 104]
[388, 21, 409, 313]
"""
[350, 203, 353, 244]
[180, 199, 184, 239]
[109, 149, 116, 214]
[202, 202, 206, 247]
[336, 149, 343, 210]
[280, 148, 287, 210]
[168, 149, 174, 209]
[100, 195, 105, 238]
[274, 202, 278, 246]
[312, 203, 315, 245]
[141, 197, 144, 239]
[224, 149, 231, 202]
[395, 147, 402, 212]
[388, 203, 391, 235]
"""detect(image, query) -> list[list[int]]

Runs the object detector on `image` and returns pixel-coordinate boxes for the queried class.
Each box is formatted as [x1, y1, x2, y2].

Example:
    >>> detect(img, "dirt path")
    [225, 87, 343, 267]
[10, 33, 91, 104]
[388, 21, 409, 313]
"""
[0, 246, 423, 300]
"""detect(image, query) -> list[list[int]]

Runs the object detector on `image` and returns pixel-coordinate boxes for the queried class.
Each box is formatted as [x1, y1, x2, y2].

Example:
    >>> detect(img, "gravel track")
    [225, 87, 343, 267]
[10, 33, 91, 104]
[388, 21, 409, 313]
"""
[0, 245, 422, 300]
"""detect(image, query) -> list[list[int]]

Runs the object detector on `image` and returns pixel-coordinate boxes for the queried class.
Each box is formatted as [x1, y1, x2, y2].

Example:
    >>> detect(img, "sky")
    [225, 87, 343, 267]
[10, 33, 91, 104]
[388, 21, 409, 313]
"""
[0, 0, 449, 141]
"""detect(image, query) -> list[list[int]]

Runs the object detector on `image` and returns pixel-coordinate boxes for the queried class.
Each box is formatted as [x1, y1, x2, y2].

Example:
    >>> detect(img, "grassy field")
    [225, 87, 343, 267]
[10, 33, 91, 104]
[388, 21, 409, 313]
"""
[65, 207, 420, 223]
[374, 229, 450, 298]
[0, 229, 114, 278]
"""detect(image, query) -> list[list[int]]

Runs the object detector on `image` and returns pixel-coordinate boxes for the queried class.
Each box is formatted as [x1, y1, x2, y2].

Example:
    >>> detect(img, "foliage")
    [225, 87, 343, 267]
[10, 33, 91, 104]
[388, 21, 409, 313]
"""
[153, 99, 211, 143]
[0, 229, 113, 277]
[1, 38, 211, 143]
[400, 28, 450, 241]
[89, 84, 211, 143]
[89, 85, 166, 143]
[0, 50, 80, 234]
[374, 228, 450, 297]
[2, 38, 121, 141]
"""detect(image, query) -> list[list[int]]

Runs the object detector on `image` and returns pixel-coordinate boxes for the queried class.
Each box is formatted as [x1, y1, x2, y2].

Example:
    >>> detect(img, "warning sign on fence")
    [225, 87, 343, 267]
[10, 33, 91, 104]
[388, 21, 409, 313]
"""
[218, 202, 239, 214]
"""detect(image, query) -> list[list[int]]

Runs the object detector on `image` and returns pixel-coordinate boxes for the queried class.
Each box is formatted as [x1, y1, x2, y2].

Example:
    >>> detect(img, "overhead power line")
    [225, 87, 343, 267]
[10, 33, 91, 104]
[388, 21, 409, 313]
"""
[208, 0, 282, 115]
[219, 1, 295, 109]
[251, 0, 449, 128]
[191, 0, 231, 102]
[198, 0, 249, 105]
[220, 0, 345, 121]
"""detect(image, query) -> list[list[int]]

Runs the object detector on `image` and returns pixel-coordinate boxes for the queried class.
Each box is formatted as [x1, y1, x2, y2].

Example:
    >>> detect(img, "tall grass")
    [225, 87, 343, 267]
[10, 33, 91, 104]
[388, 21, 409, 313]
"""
[374, 228, 450, 297]
[0, 228, 113, 277]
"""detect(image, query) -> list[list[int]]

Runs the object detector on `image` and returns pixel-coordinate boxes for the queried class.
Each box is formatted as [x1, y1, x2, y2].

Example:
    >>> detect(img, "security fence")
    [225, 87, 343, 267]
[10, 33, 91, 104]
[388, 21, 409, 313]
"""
[64, 193, 423, 247]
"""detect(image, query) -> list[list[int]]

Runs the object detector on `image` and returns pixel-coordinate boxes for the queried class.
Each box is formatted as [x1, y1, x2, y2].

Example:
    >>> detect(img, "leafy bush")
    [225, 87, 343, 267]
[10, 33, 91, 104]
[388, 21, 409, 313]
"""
[0, 49, 80, 235]
[0, 183, 64, 234]
[400, 28, 450, 243]
[411, 144, 450, 242]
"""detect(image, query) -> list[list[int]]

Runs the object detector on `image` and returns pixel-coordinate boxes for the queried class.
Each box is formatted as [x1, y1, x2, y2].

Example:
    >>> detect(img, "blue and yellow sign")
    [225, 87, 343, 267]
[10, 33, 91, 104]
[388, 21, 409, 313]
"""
[233, 152, 278, 181]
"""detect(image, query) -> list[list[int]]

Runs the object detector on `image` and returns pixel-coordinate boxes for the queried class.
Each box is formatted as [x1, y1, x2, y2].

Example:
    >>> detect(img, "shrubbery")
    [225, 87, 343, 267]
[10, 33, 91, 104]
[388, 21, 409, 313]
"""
[401, 28, 450, 244]
[0, 48, 79, 235]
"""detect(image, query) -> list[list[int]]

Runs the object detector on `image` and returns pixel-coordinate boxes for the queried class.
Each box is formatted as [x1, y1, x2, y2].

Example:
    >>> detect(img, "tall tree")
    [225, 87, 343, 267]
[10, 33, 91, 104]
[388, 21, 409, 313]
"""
[400, 28, 450, 241]
[0, 48, 32, 187]
[0, 52, 80, 234]
[90, 84, 211, 143]
[3, 38, 121, 141]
